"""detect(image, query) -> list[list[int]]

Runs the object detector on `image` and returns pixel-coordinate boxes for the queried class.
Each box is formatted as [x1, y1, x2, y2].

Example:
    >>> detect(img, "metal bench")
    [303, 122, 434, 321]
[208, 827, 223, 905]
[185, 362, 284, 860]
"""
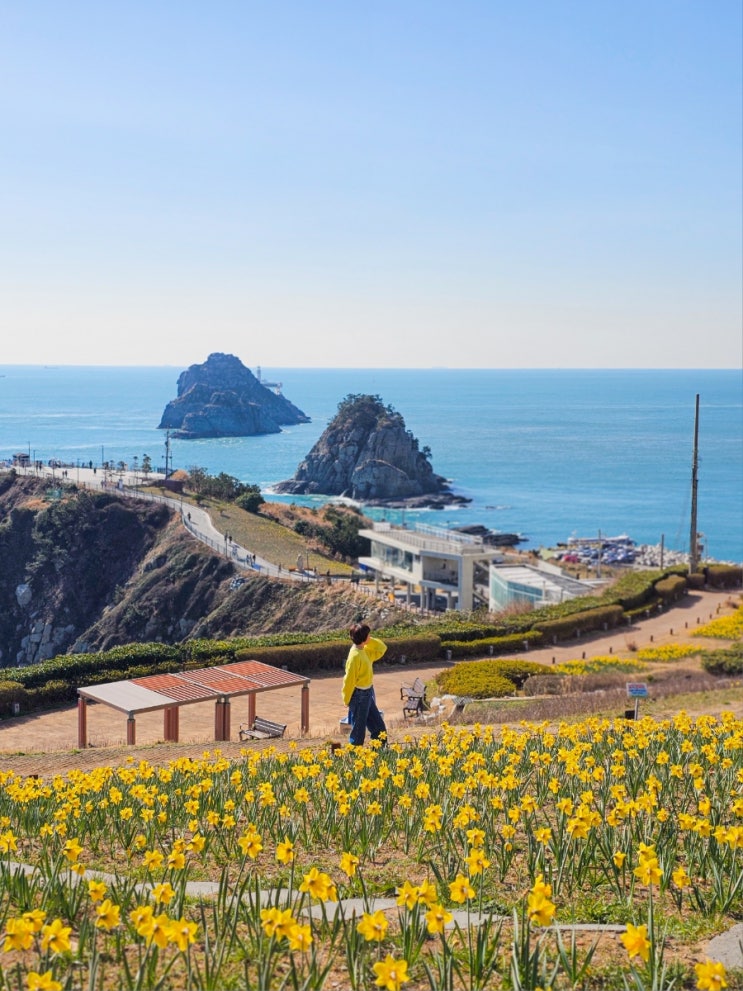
[401, 677, 427, 718]
[238, 717, 287, 741]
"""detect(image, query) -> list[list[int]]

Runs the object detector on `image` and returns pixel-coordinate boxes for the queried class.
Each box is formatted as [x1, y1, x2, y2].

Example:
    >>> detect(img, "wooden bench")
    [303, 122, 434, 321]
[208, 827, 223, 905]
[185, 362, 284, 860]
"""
[238, 717, 287, 741]
[401, 677, 427, 718]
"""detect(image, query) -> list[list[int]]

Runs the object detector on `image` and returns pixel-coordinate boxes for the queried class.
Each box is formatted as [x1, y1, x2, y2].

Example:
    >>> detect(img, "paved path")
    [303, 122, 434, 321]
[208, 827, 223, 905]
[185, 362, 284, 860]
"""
[15, 465, 315, 583]
[0, 588, 737, 776]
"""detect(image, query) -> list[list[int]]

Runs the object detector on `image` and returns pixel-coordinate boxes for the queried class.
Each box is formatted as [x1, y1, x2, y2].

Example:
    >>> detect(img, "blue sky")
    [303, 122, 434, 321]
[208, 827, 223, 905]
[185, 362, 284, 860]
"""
[2, 1, 741, 368]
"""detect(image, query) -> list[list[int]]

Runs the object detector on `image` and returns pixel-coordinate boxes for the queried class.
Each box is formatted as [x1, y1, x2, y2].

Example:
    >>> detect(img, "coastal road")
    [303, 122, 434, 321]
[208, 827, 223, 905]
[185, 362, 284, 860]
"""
[14, 463, 311, 583]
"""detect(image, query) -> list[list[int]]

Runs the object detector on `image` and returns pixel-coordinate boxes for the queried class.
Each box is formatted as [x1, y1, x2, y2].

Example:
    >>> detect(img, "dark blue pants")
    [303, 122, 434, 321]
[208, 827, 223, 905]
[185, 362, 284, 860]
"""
[348, 686, 386, 746]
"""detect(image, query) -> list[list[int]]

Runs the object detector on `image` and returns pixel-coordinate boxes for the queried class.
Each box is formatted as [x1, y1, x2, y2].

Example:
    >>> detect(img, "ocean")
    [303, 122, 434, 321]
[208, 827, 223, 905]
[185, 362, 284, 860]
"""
[0, 366, 741, 564]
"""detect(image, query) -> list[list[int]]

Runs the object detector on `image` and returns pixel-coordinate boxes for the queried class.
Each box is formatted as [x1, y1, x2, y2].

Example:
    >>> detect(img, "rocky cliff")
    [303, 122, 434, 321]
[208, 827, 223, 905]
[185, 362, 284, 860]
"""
[158, 353, 309, 439]
[275, 393, 467, 506]
[0, 474, 393, 663]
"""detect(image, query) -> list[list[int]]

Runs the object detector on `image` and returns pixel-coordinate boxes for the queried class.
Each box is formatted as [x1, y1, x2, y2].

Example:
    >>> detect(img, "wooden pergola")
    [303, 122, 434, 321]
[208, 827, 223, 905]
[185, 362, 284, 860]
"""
[77, 659, 310, 747]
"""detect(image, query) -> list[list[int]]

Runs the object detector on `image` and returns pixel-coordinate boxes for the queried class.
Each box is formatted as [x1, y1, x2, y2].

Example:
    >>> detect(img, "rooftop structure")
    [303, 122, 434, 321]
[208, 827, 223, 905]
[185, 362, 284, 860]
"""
[489, 563, 599, 611]
[358, 521, 503, 611]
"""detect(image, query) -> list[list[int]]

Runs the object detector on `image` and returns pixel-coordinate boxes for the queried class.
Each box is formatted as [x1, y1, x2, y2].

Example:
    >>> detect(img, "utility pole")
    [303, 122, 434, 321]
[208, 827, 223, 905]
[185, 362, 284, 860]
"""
[689, 394, 700, 574]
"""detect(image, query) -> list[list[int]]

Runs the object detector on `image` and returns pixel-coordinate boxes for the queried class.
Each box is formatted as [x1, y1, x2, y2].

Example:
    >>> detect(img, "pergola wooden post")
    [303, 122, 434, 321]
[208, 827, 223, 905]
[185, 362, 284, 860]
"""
[77, 697, 87, 748]
[164, 706, 179, 742]
[214, 698, 231, 741]
[301, 682, 310, 735]
[126, 715, 136, 745]
[246, 692, 256, 726]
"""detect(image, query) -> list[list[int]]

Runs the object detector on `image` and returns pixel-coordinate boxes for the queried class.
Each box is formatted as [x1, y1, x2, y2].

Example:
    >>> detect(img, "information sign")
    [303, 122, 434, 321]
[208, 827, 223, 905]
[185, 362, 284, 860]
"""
[626, 683, 649, 698]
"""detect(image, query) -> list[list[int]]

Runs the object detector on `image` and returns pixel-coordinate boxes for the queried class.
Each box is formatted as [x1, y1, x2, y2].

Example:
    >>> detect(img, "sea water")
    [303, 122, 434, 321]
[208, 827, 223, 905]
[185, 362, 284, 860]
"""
[0, 366, 740, 563]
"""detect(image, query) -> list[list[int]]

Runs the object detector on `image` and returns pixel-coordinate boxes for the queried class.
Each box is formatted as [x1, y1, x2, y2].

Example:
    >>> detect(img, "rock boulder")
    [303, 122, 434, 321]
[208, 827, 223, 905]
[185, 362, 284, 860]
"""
[275, 393, 468, 506]
[158, 353, 309, 439]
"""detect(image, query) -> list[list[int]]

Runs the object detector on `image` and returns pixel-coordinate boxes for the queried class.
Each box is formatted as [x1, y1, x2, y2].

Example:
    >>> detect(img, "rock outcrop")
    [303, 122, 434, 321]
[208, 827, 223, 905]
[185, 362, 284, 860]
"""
[275, 394, 468, 507]
[0, 474, 398, 660]
[158, 353, 309, 439]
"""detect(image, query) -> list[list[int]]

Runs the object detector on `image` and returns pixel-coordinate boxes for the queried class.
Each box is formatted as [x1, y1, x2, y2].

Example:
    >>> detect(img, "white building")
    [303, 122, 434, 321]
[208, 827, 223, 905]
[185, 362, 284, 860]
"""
[489, 561, 599, 611]
[358, 521, 503, 612]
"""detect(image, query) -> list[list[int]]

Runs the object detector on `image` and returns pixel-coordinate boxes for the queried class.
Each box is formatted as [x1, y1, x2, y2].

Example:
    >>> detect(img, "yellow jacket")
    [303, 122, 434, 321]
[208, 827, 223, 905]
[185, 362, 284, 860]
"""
[342, 637, 387, 705]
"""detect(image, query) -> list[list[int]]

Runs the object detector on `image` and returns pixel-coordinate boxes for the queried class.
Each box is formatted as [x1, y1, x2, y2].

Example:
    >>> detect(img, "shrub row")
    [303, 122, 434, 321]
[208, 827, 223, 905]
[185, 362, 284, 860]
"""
[654, 575, 689, 603]
[5, 559, 735, 719]
[705, 564, 743, 589]
[441, 631, 544, 659]
[436, 620, 536, 644]
[0, 643, 180, 690]
[0, 658, 188, 715]
[532, 604, 625, 643]
[235, 634, 442, 675]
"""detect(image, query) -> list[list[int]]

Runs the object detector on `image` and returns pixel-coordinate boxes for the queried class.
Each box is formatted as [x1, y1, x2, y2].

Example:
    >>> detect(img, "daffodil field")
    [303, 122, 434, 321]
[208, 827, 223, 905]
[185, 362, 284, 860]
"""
[0, 709, 742, 989]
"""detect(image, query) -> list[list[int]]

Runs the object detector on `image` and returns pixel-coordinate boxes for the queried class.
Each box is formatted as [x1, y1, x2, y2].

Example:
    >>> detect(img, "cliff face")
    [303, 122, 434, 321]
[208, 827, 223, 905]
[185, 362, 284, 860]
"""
[275, 394, 457, 504]
[158, 353, 309, 439]
[0, 474, 392, 662]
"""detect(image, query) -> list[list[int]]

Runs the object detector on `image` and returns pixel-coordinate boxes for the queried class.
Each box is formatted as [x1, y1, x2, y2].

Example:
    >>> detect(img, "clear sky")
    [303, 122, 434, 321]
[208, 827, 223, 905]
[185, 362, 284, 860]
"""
[2, 1, 741, 369]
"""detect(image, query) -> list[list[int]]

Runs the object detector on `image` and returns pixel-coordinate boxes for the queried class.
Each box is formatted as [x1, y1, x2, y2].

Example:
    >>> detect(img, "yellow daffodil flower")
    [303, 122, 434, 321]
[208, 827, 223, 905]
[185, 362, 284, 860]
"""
[373, 954, 410, 990]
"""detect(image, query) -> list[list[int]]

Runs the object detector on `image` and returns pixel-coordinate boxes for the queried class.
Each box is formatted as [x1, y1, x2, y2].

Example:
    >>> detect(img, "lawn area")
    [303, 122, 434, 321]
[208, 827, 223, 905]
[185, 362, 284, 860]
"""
[193, 497, 355, 576]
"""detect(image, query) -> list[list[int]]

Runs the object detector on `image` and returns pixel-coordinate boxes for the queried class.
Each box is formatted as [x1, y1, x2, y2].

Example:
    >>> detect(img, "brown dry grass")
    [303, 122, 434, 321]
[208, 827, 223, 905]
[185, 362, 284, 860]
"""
[197, 498, 355, 575]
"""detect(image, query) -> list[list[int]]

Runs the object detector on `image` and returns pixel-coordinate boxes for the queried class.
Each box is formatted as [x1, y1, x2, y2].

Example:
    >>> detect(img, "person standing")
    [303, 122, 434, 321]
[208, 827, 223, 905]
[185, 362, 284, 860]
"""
[342, 623, 387, 746]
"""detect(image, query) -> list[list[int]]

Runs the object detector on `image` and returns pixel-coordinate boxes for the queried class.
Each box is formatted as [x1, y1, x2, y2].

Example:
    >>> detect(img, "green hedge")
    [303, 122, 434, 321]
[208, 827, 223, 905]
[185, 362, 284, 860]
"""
[701, 644, 743, 676]
[533, 604, 625, 643]
[442, 631, 544, 659]
[235, 634, 442, 675]
[686, 573, 706, 590]
[654, 575, 688, 603]
[435, 663, 518, 700]
[0, 643, 180, 689]
[185, 639, 239, 662]
[437, 621, 535, 644]
[0, 681, 29, 717]
[705, 565, 742, 589]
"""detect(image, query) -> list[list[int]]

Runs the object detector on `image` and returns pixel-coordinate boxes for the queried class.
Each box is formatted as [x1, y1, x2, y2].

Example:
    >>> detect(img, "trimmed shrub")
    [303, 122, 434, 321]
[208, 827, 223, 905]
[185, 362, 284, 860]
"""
[442, 631, 544, 659]
[533, 604, 625, 643]
[185, 639, 238, 662]
[32, 679, 76, 708]
[0, 643, 180, 689]
[0, 680, 29, 717]
[701, 644, 743, 676]
[705, 565, 742, 589]
[654, 575, 688, 603]
[237, 641, 348, 673]
[436, 663, 517, 700]
[235, 635, 442, 675]
[438, 622, 534, 644]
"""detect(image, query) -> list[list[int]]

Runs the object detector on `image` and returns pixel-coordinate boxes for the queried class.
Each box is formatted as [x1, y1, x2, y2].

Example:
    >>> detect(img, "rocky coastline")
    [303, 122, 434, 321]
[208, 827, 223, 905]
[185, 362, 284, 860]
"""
[275, 393, 470, 508]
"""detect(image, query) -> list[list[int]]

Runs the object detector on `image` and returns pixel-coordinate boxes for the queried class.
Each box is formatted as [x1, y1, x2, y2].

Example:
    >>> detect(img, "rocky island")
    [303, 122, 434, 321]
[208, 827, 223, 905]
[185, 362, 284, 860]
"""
[158, 353, 310, 439]
[274, 393, 469, 508]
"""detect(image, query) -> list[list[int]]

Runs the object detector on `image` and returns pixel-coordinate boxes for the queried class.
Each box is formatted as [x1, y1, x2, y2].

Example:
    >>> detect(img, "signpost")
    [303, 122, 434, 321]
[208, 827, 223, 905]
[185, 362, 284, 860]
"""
[625, 682, 649, 720]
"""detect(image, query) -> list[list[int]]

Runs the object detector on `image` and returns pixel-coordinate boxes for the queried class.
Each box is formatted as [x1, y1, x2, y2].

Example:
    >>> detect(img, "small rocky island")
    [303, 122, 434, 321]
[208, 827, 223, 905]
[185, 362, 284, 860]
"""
[158, 353, 309, 439]
[275, 393, 469, 508]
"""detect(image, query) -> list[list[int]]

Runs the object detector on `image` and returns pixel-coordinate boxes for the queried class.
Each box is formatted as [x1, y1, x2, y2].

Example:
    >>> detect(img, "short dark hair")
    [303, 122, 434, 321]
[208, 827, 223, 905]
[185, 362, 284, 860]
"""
[349, 623, 370, 646]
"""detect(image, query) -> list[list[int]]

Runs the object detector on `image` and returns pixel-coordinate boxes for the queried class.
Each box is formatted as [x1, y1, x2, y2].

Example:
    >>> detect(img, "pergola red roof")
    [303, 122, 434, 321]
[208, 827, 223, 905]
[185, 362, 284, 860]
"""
[77, 660, 310, 747]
